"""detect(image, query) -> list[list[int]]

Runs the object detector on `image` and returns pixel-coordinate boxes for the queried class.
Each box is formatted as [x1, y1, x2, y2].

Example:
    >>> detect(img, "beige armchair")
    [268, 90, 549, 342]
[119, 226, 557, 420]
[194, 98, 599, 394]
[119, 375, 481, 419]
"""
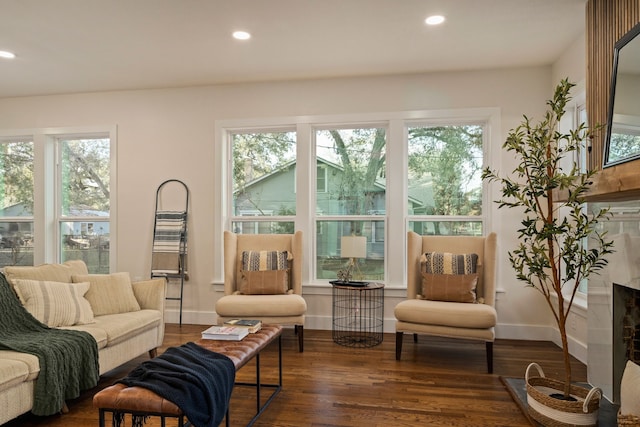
[394, 231, 497, 373]
[215, 231, 307, 352]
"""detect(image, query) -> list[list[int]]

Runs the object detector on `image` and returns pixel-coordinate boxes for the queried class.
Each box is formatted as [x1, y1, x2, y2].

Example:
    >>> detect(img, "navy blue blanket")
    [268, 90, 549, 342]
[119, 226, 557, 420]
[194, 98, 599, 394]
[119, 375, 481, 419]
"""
[118, 342, 235, 427]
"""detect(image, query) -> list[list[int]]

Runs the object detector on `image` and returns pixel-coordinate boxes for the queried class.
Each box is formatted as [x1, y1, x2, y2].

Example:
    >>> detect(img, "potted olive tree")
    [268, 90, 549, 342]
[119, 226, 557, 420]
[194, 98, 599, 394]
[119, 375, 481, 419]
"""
[482, 79, 613, 426]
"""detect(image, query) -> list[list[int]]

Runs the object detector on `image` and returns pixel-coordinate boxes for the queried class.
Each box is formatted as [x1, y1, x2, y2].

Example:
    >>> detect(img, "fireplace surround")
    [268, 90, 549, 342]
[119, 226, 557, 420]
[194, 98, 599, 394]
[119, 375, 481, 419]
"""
[587, 202, 640, 403]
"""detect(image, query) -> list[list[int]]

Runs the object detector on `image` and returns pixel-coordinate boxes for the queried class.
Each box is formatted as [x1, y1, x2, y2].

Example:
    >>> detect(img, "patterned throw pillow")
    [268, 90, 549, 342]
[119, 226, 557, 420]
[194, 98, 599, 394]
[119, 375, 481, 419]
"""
[241, 250, 290, 271]
[419, 252, 479, 303]
[12, 279, 95, 327]
[239, 250, 291, 294]
[421, 273, 478, 303]
[421, 252, 478, 275]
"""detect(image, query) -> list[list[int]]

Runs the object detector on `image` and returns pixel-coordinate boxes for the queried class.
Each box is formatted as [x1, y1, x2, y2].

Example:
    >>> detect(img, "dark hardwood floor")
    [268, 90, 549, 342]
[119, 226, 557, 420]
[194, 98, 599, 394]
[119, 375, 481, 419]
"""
[4, 324, 586, 427]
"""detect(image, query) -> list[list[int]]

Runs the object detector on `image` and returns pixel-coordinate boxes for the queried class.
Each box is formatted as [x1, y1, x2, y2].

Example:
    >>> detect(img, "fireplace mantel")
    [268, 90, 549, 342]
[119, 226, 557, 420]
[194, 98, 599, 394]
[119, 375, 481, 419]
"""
[585, 161, 640, 202]
[553, 160, 640, 203]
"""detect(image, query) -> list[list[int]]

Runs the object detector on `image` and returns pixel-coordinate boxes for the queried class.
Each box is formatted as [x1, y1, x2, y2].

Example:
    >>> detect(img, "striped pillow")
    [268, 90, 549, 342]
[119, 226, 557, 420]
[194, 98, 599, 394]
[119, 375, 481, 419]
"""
[421, 252, 478, 275]
[242, 250, 290, 271]
[12, 279, 95, 327]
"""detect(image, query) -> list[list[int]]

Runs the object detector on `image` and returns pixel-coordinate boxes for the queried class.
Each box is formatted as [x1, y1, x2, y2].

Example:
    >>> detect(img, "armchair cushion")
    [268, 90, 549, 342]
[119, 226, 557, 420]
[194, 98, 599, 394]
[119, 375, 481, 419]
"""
[242, 250, 290, 271]
[239, 269, 289, 295]
[421, 272, 478, 303]
[421, 252, 478, 275]
[395, 299, 496, 329]
[12, 279, 95, 327]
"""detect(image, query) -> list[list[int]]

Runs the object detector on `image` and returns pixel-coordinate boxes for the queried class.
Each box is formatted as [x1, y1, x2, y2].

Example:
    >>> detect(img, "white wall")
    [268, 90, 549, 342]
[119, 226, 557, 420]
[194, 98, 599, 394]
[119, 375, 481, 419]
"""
[0, 66, 566, 342]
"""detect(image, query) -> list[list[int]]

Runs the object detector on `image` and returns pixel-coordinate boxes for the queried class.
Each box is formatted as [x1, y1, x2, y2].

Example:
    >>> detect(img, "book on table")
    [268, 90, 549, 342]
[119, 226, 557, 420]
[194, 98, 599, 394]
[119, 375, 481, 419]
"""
[201, 325, 249, 341]
[223, 319, 262, 333]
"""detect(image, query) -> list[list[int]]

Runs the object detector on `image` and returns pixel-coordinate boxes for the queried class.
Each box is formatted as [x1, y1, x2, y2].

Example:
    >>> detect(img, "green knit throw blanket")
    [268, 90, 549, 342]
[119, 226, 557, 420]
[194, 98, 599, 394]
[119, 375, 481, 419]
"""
[0, 272, 99, 416]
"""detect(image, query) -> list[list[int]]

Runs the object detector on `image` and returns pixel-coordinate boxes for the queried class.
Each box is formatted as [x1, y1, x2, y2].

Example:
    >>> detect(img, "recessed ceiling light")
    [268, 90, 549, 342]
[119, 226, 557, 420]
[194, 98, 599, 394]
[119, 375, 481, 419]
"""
[0, 50, 16, 59]
[425, 15, 445, 26]
[232, 31, 251, 40]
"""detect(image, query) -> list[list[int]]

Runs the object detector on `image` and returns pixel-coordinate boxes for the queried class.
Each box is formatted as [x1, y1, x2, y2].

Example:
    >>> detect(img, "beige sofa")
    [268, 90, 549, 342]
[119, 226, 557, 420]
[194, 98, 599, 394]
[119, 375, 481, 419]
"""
[0, 260, 166, 425]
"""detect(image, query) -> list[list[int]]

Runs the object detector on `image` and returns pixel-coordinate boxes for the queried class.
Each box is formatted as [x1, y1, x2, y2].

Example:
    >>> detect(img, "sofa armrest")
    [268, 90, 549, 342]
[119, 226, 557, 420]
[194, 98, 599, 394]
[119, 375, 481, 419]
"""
[132, 278, 166, 312]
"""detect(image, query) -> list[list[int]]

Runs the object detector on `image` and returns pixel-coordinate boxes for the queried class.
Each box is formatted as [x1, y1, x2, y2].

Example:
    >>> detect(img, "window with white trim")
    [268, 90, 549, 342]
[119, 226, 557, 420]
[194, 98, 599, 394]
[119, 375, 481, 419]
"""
[219, 109, 494, 286]
[0, 128, 114, 272]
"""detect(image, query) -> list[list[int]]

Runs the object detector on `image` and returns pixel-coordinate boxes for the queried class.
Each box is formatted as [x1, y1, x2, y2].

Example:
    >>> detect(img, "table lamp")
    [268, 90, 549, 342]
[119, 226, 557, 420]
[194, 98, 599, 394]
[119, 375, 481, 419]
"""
[339, 235, 367, 282]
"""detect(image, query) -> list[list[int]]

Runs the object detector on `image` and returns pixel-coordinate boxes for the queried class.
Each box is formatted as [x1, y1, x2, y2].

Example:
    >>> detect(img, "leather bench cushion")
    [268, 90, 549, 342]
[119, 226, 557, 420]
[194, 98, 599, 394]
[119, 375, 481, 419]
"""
[394, 299, 497, 329]
[67, 309, 161, 347]
[0, 350, 40, 391]
[215, 294, 306, 317]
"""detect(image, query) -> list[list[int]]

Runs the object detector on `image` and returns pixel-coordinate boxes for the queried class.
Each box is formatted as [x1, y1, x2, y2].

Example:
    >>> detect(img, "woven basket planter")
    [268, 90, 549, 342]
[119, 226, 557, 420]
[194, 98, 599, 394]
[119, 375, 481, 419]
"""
[618, 410, 640, 426]
[525, 363, 601, 427]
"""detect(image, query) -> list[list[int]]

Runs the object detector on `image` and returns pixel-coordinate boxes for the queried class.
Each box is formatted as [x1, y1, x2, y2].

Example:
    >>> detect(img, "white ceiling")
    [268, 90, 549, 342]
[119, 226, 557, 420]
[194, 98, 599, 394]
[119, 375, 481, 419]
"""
[0, 0, 587, 99]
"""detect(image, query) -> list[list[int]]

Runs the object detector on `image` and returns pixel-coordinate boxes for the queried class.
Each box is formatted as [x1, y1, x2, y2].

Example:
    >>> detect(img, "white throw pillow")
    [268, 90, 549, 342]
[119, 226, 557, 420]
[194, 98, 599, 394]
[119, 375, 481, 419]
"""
[72, 272, 141, 316]
[12, 279, 95, 327]
[621, 360, 640, 416]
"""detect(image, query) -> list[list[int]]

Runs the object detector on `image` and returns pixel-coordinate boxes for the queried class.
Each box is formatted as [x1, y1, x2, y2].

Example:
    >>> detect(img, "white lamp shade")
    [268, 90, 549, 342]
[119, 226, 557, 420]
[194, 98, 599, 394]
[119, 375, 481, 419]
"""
[341, 235, 367, 259]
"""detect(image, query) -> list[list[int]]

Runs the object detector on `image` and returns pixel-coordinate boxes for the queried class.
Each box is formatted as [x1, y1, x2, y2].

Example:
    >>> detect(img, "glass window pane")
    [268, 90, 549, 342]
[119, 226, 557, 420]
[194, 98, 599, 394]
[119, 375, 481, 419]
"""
[232, 132, 296, 216]
[231, 221, 295, 235]
[0, 140, 34, 217]
[409, 220, 483, 236]
[315, 128, 386, 216]
[407, 125, 483, 216]
[60, 220, 109, 273]
[60, 138, 110, 215]
[316, 220, 384, 281]
[0, 221, 33, 267]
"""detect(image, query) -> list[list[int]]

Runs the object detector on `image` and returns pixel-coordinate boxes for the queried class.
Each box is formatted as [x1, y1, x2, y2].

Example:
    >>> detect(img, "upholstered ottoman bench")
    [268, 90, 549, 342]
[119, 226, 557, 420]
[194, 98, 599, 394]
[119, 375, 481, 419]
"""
[93, 325, 283, 427]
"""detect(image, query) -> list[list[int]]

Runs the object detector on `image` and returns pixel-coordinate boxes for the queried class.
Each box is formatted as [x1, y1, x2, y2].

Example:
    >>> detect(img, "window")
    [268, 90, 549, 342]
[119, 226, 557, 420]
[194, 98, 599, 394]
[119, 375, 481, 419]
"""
[407, 124, 484, 236]
[0, 128, 114, 272]
[0, 139, 34, 267]
[315, 127, 386, 281]
[58, 137, 111, 273]
[230, 131, 296, 234]
[218, 109, 495, 287]
[317, 165, 327, 192]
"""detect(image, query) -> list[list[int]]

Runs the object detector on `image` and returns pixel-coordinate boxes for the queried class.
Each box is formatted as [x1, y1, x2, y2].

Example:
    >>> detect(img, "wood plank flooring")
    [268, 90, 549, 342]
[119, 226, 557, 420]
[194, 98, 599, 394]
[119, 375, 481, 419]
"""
[4, 324, 587, 427]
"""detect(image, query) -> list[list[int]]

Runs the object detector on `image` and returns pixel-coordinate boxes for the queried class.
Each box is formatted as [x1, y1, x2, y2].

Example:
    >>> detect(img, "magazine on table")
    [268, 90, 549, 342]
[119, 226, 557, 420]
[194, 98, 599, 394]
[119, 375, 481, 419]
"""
[201, 325, 249, 341]
[223, 319, 262, 333]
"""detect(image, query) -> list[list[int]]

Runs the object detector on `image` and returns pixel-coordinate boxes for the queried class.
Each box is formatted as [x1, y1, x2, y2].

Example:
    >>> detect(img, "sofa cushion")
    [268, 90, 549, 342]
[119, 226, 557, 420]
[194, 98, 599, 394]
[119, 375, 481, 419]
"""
[72, 272, 141, 316]
[3, 260, 89, 285]
[239, 269, 289, 295]
[0, 350, 40, 383]
[0, 358, 31, 393]
[421, 272, 478, 303]
[86, 310, 162, 347]
[12, 279, 95, 327]
[60, 324, 108, 349]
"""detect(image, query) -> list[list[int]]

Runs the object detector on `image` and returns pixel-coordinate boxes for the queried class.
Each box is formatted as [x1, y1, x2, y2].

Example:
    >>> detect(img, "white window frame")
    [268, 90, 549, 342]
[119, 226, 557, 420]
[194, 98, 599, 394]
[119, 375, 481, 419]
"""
[0, 126, 116, 270]
[214, 108, 498, 289]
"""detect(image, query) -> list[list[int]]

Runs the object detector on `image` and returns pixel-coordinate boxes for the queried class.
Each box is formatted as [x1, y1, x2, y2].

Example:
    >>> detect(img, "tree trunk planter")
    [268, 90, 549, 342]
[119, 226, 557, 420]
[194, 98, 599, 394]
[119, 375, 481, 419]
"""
[526, 363, 602, 427]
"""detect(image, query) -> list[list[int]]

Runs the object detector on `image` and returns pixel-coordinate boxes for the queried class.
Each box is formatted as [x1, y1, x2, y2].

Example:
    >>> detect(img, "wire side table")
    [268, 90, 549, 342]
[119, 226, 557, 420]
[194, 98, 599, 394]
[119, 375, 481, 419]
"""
[331, 282, 384, 347]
